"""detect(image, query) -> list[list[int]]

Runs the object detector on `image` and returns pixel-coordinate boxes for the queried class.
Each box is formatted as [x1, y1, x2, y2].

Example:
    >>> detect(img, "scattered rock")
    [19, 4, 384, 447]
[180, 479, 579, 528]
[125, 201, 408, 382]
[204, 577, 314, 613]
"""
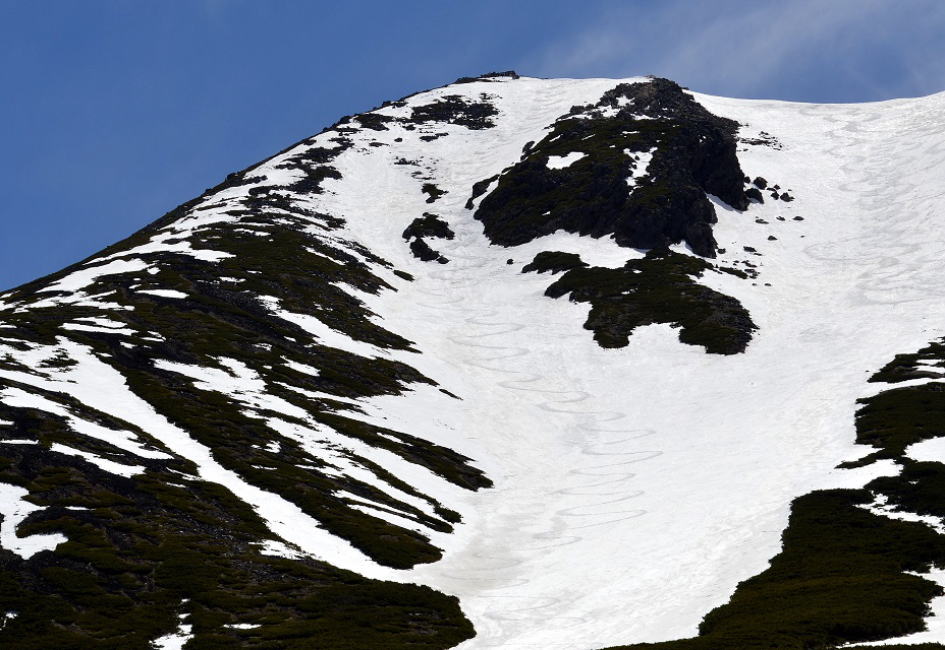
[409, 94, 499, 130]
[356, 113, 396, 131]
[738, 131, 783, 149]
[422, 183, 447, 203]
[521, 251, 589, 274]
[402, 213, 455, 241]
[409, 238, 449, 264]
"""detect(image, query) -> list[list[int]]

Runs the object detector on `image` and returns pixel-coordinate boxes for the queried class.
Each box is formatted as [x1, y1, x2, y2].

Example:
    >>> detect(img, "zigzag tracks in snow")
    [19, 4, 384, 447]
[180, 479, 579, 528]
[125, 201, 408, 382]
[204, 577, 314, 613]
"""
[375, 79, 678, 647]
[406, 234, 667, 646]
[388, 85, 945, 648]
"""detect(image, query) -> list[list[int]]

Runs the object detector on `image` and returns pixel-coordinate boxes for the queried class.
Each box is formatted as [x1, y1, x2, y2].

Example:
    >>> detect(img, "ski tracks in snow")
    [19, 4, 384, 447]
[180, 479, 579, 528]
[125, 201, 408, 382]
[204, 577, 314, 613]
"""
[399, 82, 669, 646]
[413, 253, 664, 649]
[337, 80, 945, 649]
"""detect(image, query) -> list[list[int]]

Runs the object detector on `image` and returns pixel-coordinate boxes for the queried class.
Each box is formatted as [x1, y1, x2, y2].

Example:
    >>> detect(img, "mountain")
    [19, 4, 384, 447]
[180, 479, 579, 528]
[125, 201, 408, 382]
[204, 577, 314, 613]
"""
[2, 71, 945, 649]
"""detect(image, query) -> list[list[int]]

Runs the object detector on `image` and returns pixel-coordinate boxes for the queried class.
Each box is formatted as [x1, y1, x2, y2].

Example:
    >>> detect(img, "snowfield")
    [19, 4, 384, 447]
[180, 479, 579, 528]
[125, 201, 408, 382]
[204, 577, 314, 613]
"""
[329, 78, 945, 648]
[2, 74, 945, 648]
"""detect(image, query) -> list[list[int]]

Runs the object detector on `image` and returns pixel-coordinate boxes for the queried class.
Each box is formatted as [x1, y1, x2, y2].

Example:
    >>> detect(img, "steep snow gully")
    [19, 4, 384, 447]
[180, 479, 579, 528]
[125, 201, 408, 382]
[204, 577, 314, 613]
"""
[343, 78, 945, 648]
[3, 73, 945, 648]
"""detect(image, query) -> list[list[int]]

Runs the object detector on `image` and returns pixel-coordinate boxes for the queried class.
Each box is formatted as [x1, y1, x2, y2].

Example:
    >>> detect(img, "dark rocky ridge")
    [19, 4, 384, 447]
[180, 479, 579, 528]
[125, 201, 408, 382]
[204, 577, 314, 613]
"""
[473, 78, 749, 258]
[526, 249, 756, 354]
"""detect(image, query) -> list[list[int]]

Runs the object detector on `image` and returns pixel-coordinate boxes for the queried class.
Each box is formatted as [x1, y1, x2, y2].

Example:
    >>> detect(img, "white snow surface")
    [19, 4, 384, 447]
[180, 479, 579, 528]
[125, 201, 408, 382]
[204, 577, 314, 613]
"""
[625, 147, 656, 188]
[908, 436, 945, 464]
[257, 295, 391, 360]
[41, 259, 152, 294]
[4, 75, 945, 648]
[546, 151, 586, 170]
[150, 606, 193, 650]
[0, 482, 67, 558]
[48, 442, 145, 478]
[99, 228, 233, 264]
[309, 77, 945, 648]
[137, 289, 188, 299]
[61, 322, 137, 336]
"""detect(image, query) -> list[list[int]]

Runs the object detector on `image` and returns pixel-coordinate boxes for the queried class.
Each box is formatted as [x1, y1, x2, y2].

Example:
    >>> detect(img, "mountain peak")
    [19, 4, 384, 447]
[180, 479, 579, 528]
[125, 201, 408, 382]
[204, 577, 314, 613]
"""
[3, 73, 945, 649]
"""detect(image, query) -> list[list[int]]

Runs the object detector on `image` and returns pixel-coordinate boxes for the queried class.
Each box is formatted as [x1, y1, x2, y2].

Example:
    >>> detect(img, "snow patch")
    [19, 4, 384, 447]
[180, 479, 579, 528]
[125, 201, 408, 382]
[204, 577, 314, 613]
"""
[0, 386, 172, 460]
[283, 359, 321, 377]
[41, 259, 152, 295]
[99, 230, 233, 264]
[907, 436, 945, 464]
[258, 295, 388, 360]
[49, 443, 145, 478]
[62, 322, 137, 336]
[151, 608, 193, 650]
[256, 539, 304, 560]
[546, 151, 586, 170]
[625, 147, 656, 188]
[0, 482, 66, 558]
[138, 289, 188, 299]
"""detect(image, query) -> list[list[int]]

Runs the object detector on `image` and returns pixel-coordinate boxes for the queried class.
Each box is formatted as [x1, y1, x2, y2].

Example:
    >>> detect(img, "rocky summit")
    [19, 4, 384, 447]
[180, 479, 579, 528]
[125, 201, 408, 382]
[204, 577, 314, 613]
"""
[2, 71, 945, 649]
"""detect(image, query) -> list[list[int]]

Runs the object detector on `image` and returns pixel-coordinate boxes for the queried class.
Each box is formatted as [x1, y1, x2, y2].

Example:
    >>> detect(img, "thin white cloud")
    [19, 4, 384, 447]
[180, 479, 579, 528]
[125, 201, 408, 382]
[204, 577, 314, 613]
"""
[519, 0, 945, 100]
[650, 0, 890, 93]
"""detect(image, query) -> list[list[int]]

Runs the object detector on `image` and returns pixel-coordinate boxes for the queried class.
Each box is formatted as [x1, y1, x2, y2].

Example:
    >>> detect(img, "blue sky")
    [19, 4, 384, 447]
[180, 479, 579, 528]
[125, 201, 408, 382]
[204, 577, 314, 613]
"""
[2, 0, 944, 290]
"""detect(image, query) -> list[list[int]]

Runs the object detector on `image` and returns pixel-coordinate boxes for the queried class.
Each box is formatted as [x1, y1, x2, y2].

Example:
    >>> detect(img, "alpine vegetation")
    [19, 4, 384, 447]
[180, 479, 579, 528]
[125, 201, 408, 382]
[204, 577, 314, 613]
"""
[2, 70, 945, 649]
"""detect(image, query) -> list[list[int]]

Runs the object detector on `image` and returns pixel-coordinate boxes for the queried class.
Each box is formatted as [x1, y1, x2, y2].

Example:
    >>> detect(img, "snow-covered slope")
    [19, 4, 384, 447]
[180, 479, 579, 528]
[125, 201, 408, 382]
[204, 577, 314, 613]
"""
[2, 72, 945, 649]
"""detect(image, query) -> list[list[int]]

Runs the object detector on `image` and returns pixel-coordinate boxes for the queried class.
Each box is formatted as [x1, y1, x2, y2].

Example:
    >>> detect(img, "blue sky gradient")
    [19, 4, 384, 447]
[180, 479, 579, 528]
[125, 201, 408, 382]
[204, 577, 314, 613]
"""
[2, 0, 944, 290]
